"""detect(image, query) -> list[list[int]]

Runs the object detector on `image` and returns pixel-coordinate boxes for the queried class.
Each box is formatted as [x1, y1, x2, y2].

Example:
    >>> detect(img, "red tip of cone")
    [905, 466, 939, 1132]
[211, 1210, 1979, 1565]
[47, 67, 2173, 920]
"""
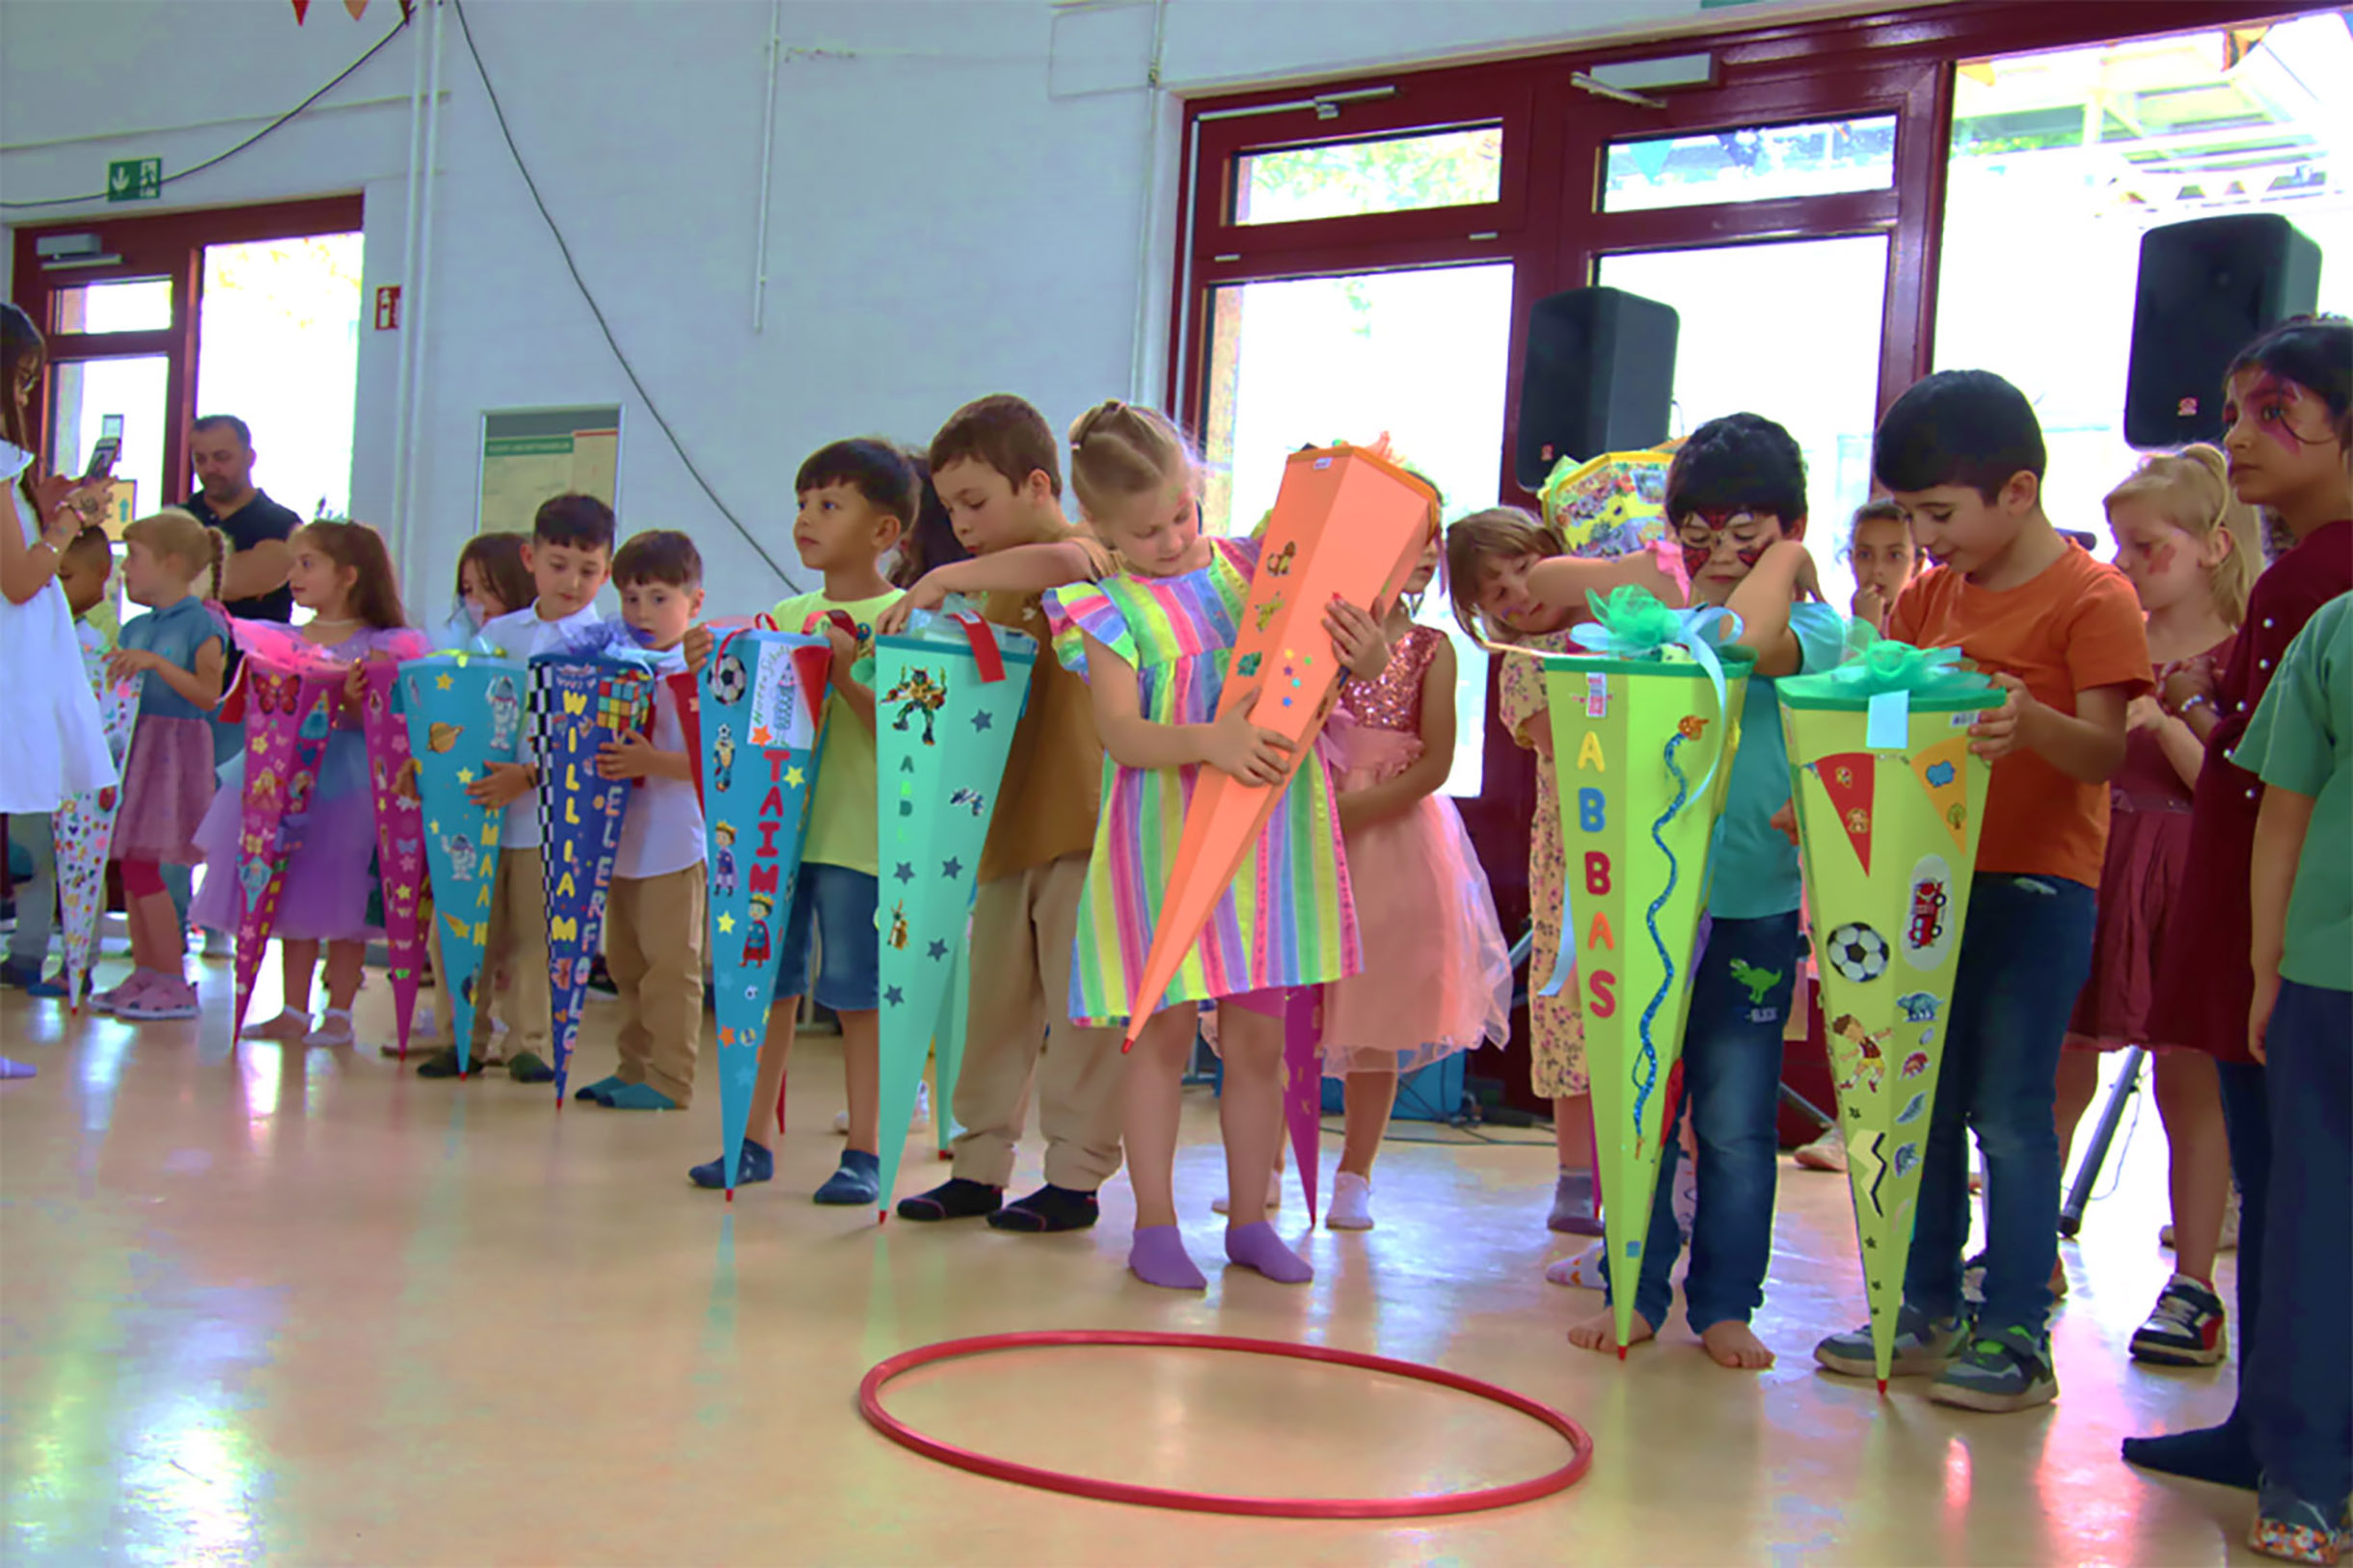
[1878, 1378, 1889, 1396]
[725, 1187, 736, 1203]
[1617, 1344, 1629, 1362]
[877, 1209, 887, 1226]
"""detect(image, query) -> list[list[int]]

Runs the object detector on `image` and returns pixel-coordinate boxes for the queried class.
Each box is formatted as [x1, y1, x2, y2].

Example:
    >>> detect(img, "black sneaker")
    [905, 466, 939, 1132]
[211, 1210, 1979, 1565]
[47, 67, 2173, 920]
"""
[987, 1184, 1100, 1232]
[416, 1048, 470, 1079]
[507, 1051, 555, 1085]
[896, 1177, 1004, 1221]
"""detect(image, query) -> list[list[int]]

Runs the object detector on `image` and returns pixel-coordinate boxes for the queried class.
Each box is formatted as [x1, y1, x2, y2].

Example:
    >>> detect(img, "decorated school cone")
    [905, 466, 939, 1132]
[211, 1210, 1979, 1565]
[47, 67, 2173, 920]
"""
[1539, 446, 1677, 561]
[1517, 586, 1751, 1355]
[400, 651, 528, 1073]
[56, 656, 142, 1009]
[696, 629, 833, 1198]
[360, 661, 429, 1057]
[1122, 444, 1438, 1040]
[528, 650, 658, 1101]
[1777, 626, 1996, 1392]
[1282, 988, 1324, 1226]
[868, 603, 1036, 1217]
[933, 934, 969, 1156]
[227, 640, 353, 1041]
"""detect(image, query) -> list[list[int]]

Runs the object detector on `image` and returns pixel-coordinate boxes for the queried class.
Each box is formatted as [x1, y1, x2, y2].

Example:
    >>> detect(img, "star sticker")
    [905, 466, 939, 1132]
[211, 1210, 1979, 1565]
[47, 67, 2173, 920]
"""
[941, 857, 961, 879]
[784, 766, 806, 788]
[456, 768, 474, 784]
[394, 883, 414, 901]
[970, 711, 992, 732]
[429, 820, 440, 834]
[717, 911, 736, 933]
[884, 986, 905, 1007]
[894, 862, 915, 884]
[436, 673, 453, 689]
[928, 940, 948, 961]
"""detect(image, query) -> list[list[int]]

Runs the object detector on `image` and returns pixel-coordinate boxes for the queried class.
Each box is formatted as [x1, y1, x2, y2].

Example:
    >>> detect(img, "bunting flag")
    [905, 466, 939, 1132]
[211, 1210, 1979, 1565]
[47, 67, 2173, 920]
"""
[1123, 445, 1437, 1041]
[528, 652, 656, 1101]
[1808, 751, 1878, 875]
[1514, 586, 1751, 1354]
[56, 656, 142, 1009]
[400, 652, 528, 1072]
[1779, 640, 1998, 1390]
[697, 630, 832, 1197]
[228, 651, 348, 1041]
[361, 661, 428, 1057]
[867, 604, 1036, 1216]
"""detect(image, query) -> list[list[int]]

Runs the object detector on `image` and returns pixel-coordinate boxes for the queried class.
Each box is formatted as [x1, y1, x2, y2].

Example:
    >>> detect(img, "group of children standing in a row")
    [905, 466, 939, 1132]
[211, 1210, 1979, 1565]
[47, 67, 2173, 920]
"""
[6, 276, 2345, 1557]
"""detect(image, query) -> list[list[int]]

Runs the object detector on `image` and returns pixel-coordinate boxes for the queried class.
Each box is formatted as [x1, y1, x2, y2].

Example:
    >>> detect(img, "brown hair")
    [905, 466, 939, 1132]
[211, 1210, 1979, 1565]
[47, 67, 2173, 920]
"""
[296, 519, 408, 630]
[1067, 400, 1193, 526]
[455, 531, 531, 617]
[611, 528, 704, 589]
[2104, 444, 2261, 627]
[1443, 506, 1564, 643]
[891, 451, 972, 589]
[2, 303, 42, 507]
[61, 525, 115, 574]
[930, 393, 1064, 500]
[123, 508, 230, 600]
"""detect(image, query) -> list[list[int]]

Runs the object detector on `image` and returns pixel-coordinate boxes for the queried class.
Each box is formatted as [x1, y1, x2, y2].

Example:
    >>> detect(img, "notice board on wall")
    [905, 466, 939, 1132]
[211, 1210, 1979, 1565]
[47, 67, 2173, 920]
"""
[477, 406, 621, 537]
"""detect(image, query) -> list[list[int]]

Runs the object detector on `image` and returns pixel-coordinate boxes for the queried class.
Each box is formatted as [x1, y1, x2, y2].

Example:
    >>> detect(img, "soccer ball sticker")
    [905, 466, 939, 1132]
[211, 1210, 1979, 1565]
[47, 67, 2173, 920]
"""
[710, 652, 749, 707]
[1826, 922, 1890, 984]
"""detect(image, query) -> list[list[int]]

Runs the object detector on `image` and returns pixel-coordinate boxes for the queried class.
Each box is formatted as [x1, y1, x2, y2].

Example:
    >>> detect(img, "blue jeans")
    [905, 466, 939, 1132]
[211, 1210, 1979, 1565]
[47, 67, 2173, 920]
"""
[1620, 911, 1804, 1333]
[775, 862, 880, 1013]
[2245, 980, 2349, 1505]
[1904, 874, 2096, 1334]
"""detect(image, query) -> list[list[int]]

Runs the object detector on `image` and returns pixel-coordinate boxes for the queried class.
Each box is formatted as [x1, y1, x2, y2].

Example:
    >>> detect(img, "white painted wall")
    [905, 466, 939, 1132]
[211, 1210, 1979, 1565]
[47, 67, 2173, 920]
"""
[3, 0, 1827, 617]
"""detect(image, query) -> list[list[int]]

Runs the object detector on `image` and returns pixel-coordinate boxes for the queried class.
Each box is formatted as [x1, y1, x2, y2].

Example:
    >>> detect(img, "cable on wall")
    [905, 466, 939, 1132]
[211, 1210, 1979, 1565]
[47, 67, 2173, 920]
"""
[448, 0, 797, 591]
[1, 16, 413, 209]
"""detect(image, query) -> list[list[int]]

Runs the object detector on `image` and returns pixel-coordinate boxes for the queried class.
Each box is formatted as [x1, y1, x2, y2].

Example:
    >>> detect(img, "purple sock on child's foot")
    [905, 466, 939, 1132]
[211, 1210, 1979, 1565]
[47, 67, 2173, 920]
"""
[1129, 1225, 1206, 1290]
[1225, 1220, 1312, 1284]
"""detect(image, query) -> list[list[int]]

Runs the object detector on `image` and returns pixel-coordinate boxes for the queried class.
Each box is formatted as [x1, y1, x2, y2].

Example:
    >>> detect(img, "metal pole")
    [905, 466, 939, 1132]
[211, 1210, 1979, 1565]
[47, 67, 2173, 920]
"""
[2060, 1044, 2146, 1236]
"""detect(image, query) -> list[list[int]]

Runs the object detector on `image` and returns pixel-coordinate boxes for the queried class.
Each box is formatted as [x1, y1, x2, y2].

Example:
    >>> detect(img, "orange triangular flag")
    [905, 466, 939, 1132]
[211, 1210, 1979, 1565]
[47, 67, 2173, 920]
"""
[1908, 735, 1973, 852]
[345, 0, 368, 15]
[1811, 751, 1876, 874]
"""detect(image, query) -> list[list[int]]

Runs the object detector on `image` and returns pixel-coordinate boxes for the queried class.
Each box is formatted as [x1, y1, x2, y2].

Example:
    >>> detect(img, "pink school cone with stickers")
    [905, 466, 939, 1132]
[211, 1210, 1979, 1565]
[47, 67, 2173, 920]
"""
[1282, 989, 1324, 1226]
[226, 648, 350, 1041]
[58, 670, 142, 1010]
[1120, 445, 1438, 1044]
[360, 661, 429, 1057]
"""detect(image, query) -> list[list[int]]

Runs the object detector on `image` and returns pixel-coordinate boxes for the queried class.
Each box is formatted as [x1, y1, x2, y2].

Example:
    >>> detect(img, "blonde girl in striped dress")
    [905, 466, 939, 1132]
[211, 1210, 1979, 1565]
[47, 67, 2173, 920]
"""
[1042, 401, 1388, 1291]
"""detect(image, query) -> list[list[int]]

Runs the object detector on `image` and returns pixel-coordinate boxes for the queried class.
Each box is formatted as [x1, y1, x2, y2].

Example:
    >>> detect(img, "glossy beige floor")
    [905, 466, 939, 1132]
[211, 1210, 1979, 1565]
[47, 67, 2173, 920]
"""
[1, 957, 2257, 1565]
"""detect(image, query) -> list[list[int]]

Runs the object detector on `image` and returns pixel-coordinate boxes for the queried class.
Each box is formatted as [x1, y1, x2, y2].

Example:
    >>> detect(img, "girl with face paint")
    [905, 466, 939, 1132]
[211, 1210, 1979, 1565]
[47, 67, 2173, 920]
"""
[2129, 316, 2353, 1519]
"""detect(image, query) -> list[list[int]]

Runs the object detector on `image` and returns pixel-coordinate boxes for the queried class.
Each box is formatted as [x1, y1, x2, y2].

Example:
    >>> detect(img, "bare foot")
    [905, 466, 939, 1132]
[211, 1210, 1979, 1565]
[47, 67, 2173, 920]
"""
[1699, 1320, 1775, 1369]
[1567, 1305, 1655, 1354]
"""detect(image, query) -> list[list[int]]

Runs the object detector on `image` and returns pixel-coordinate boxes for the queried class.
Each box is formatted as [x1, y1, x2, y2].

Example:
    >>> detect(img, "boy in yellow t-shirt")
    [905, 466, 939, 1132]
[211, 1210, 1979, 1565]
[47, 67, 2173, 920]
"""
[687, 439, 908, 1203]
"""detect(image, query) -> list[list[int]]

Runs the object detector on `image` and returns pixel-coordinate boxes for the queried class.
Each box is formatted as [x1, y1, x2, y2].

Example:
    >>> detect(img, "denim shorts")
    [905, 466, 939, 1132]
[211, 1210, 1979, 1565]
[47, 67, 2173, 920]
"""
[776, 862, 879, 1013]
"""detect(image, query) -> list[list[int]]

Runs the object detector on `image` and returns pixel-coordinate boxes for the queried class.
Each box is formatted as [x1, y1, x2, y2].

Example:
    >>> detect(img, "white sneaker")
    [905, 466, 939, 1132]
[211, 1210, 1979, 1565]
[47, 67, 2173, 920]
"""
[303, 1008, 355, 1048]
[1326, 1171, 1374, 1230]
[1211, 1171, 1284, 1216]
[1546, 1241, 1608, 1289]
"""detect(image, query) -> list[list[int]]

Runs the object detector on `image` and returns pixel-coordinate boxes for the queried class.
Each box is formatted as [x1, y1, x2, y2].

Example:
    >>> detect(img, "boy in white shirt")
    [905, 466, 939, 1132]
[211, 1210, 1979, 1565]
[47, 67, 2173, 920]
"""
[418, 494, 612, 1081]
[575, 530, 707, 1110]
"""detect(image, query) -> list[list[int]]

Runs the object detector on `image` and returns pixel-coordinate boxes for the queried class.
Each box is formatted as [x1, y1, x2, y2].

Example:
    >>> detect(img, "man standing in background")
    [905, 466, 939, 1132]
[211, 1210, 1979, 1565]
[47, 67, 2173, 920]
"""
[182, 415, 298, 621]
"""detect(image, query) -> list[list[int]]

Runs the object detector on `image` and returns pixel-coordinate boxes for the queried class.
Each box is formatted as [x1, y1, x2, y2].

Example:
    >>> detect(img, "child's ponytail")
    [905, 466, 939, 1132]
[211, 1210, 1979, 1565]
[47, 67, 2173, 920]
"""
[1068, 400, 1194, 524]
[204, 527, 229, 603]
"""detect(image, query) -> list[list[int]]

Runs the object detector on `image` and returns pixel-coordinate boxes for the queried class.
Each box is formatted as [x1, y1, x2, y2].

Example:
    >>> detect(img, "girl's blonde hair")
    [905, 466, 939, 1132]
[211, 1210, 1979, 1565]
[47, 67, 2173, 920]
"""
[1444, 506, 1564, 644]
[1067, 400, 1194, 525]
[122, 508, 229, 600]
[2104, 444, 2260, 626]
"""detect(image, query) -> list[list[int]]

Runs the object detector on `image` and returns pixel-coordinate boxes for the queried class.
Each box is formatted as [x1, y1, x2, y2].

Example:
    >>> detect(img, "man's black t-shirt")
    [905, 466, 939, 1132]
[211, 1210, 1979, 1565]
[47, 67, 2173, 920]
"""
[184, 488, 301, 622]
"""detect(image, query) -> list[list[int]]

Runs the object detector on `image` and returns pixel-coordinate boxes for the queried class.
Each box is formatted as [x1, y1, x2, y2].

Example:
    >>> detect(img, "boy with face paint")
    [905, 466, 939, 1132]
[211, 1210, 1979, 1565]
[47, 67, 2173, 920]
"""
[1564, 413, 1847, 1370]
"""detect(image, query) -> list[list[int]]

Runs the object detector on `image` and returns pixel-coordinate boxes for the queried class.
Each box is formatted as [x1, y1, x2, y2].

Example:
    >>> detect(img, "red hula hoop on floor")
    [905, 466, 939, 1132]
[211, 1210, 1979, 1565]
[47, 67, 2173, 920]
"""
[858, 1330, 1596, 1520]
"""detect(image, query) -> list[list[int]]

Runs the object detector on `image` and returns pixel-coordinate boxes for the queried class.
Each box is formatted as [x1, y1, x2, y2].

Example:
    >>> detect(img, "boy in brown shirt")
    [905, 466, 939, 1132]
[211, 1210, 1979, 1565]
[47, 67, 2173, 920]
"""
[881, 394, 1126, 1232]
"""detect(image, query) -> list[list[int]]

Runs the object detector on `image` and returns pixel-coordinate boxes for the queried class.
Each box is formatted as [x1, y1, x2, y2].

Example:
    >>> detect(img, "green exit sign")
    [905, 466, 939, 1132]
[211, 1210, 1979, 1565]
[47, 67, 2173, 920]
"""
[107, 158, 162, 203]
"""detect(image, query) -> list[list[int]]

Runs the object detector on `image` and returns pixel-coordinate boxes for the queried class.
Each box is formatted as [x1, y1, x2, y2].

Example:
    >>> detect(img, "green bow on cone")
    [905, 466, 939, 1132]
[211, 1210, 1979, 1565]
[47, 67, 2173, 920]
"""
[1779, 623, 2001, 747]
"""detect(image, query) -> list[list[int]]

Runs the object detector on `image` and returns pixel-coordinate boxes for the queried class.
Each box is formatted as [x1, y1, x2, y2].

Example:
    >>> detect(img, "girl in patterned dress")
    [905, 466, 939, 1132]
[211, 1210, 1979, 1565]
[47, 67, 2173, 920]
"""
[1446, 507, 1687, 1262]
[1042, 401, 1388, 1290]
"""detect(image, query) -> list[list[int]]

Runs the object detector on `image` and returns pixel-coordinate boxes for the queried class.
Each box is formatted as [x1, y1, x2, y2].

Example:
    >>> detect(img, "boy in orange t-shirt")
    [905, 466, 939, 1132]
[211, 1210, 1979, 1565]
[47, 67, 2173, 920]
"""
[1811, 370, 2151, 1414]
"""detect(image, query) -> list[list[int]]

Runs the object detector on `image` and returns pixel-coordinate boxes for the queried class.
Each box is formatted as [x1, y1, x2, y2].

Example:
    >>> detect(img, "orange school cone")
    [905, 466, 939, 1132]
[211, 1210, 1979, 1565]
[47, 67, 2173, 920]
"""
[1120, 446, 1438, 1043]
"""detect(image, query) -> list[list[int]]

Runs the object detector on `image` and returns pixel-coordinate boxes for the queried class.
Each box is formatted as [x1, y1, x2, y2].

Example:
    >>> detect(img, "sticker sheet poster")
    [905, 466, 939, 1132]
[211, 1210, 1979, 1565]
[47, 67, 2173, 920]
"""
[1778, 693, 1992, 1389]
[529, 654, 656, 1099]
[870, 609, 1036, 1214]
[698, 632, 833, 1197]
[400, 653, 527, 1072]
[1123, 445, 1436, 1040]
[1537, 647, 1750, 1355]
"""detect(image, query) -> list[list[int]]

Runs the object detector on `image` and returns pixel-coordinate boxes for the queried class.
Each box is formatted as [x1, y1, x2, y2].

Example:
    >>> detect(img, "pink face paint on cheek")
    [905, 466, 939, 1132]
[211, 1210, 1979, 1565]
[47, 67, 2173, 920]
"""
[1682, 544, 1713, 581]
[2149, 540, 2177, 576]
[2244, 372, 2313, 456]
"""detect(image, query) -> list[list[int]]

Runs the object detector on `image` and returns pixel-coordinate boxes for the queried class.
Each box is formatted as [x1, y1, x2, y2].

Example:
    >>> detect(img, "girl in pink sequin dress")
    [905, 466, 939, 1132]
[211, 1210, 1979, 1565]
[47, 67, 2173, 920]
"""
[1312, 537, 1513, 1230]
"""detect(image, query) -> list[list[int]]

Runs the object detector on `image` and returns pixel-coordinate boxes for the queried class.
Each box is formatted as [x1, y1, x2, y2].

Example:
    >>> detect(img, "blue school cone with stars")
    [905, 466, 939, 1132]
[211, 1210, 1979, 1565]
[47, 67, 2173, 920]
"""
[696, 630, 833, 1198]
[400, 652, 528, 1073]
[865, 603, 1036, 1218]
[528, 650, 657, 1102]
[1512, 587, 1750, 1356]
[1778, 626, 1996, 1391]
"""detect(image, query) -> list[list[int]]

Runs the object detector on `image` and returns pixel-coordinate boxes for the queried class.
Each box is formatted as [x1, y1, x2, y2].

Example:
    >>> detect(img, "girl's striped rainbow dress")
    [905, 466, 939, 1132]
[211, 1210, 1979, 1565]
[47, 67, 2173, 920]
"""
[1043, 534, 1358, 1028]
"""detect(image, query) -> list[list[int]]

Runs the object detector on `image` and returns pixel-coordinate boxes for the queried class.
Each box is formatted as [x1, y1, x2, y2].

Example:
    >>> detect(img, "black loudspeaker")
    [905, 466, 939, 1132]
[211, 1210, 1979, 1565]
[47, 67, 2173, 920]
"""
[1514, 286, 1679, 489]
[2124, 214, 2321, 448]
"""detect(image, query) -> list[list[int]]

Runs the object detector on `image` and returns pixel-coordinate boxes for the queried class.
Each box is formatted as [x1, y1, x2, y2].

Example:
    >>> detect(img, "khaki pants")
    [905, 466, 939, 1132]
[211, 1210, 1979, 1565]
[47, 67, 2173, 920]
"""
[474, 847, 552, 1059]
[604, 864, 706, 1105]
[950, 853, 1126, 1190]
